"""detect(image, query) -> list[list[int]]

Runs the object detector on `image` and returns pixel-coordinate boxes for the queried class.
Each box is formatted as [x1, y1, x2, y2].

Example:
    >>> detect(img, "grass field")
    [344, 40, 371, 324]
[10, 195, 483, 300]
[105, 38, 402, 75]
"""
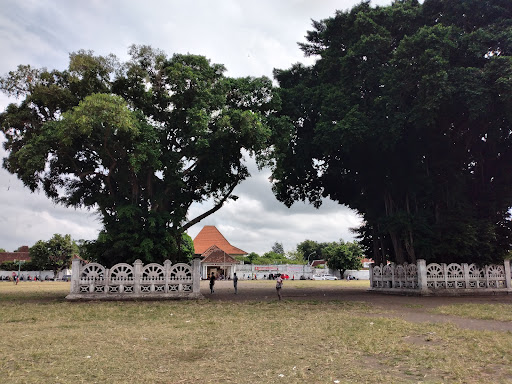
[2, 281, 512, 383]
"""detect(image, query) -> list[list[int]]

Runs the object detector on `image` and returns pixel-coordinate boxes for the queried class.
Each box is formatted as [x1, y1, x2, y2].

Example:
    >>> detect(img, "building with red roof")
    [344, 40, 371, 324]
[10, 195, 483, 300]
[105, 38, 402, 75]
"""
[193, 226, 246, 279]
[0, 246, 30, 264]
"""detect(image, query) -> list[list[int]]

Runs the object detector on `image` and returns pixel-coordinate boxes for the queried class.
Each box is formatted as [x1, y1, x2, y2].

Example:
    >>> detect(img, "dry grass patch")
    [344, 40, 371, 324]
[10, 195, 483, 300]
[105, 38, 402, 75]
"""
[0, 281, 69, 302]
[2, 282, 512, 383]
[430, 303, 512, 322]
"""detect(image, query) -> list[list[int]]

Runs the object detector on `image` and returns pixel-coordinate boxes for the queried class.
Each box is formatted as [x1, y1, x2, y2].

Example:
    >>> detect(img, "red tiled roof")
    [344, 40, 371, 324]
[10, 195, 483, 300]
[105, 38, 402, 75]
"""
[193, 226, 247, 256]
[201, 245, 239, 264]
[311, 259, 326, 267]
[0, 252, 31, 263]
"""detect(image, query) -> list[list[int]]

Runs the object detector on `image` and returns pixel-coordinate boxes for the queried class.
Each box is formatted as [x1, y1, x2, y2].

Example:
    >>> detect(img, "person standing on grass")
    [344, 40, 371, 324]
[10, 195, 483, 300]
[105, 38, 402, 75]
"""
[276, 274, 283, 300]
[233, 272, 238, 294]
[209, 272, 216, 294]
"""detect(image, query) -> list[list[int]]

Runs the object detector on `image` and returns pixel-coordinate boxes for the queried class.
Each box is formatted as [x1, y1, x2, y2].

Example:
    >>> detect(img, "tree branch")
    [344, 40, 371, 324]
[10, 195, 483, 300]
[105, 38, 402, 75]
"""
[180, 181, 238, 232]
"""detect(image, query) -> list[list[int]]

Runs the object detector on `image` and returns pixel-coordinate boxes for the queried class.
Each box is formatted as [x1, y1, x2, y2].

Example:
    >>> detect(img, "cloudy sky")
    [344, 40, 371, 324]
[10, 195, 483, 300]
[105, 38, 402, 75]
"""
[0, 0, 392, 254]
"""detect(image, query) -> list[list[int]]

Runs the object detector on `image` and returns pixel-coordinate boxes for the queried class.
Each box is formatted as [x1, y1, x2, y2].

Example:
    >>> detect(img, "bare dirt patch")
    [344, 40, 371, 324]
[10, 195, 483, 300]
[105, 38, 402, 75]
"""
[203, 280, 512, 332]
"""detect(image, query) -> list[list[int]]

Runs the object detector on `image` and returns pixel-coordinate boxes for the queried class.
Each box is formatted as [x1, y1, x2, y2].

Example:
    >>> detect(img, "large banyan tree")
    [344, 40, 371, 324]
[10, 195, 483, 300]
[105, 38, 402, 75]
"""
[269, 0, 512, 265]
[0, 46, 277, 266]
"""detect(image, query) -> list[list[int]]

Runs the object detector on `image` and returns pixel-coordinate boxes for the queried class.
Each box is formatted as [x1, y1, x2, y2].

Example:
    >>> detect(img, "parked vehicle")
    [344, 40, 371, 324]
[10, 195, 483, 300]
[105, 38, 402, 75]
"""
[312, 274, 338, 280]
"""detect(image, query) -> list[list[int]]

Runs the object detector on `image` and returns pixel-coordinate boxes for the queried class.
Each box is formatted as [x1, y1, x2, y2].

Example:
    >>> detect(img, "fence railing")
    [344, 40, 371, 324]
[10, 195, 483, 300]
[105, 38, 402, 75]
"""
[370, 259, 512, 295]
[66, 257, 202, 300]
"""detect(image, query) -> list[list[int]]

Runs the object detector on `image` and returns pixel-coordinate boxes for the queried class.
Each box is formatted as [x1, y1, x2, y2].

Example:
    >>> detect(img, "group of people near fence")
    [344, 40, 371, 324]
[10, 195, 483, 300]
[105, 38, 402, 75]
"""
[1, 273, 53, 283]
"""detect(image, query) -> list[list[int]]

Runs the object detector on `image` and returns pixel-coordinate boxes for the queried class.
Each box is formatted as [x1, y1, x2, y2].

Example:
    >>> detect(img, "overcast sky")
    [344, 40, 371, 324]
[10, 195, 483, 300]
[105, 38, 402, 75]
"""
[0, 0, 392, 254]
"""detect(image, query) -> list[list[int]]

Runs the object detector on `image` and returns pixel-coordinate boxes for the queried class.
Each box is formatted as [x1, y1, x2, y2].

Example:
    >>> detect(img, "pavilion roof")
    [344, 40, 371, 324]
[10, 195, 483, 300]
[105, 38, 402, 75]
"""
[201, 245, 238, 264]
[193, 225, 247, 256]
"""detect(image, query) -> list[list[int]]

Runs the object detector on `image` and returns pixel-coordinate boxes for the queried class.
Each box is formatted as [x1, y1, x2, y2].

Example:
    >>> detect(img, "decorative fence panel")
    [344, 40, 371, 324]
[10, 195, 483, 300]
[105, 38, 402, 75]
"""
[66, 257, 202, 300]
[369, 259, 512, 296]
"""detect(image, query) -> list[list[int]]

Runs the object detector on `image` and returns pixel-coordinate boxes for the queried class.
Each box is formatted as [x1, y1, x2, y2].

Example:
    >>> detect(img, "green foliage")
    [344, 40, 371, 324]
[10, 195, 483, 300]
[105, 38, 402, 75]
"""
[270, 0, 512, 265]
[1, 46, 276, 266]
[261, 251, 289, 265]
[0, 260, 39, 271]
[29, 240, 50, 271]
[180, 233, 195, 261]
[246, 252, 260, 264]
[0, 248, 6, 253]
[271, 241, 284, 255]
[236, 250, 302, 265]
[296, 240, 329, 262]
[285, 250, 304, 263]
[29, 234, 78, 277]
[324, 241, 363, 277]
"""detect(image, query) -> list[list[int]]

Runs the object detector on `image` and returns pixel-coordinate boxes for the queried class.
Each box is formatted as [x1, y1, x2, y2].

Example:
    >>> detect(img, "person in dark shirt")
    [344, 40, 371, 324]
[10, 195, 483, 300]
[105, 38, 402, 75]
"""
[233, 273, 238, 294]
[209, 272, 216, 294]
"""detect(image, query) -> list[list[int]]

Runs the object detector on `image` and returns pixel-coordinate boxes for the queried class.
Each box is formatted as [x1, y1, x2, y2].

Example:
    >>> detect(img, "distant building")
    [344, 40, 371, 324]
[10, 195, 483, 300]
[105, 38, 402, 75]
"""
[310, 259, 326, 268]
[361, 258, 374, 269]
[193, 226, 247, 279]
[0, 246, 31, 264]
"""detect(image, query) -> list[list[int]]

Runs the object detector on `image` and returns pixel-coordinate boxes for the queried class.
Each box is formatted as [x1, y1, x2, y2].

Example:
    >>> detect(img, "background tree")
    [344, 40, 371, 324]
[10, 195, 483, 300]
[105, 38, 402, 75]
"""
[0, 248, 6, 253]
[270, 0, 512, 265]
[0, 46, 276, 266]
[260, 251, 290, 265]
[285, 250, 305, 263]
[271, 242, 285, 255]
[324, 241, 363, 279]
[29, 240, 50, 271]
[29, 234, 78, 278]
[296, 240, 327, 263]
[246, 252, 260, 264]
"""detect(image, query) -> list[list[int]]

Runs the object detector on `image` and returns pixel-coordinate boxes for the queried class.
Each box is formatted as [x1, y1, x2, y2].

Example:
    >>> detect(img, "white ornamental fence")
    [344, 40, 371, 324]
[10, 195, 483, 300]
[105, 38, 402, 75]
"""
[66, 257, 202, 300]
[370, 259, 512, 296]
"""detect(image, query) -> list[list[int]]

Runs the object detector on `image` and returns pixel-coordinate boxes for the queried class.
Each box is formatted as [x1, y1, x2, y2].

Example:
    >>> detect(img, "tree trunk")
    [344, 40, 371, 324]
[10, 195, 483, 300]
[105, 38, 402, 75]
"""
[404, 229, 416, 263]
[372, 235, 382, 265]
[389, 231, 405, 264]
[404, 193, 416, 263]
[379, 237, 386, 264]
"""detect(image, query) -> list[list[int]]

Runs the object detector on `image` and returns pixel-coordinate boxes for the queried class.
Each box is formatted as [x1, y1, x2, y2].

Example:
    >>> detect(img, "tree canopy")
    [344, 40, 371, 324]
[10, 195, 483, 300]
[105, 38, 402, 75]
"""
[29, 234, 78, 277]
[296, 239, 329, 262]
[271, 241, 285, 255]
[324, 240, 363, 278]
[270, 0, 512, 265]
[0, 46, 276, 266]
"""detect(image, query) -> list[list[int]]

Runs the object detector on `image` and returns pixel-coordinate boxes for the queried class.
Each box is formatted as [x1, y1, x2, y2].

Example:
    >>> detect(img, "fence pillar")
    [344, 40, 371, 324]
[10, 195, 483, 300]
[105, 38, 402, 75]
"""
[133, 259, 142, 295]
[164, 260, 172, 293]
[417, 259, 428, 292]
[504, 260, 511, 289]
[104, 268, 110, 295]
[463, 263, 470, 289]
[70, 257, 81, 294]
[192, 255, 201, 294]
[369, 263, 374, 288]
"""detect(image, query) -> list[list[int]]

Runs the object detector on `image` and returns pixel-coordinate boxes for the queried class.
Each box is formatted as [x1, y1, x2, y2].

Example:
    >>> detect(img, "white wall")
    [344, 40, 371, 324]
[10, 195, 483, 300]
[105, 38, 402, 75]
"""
[0, 269, 71, 280]
[236, 264, 314, 279]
